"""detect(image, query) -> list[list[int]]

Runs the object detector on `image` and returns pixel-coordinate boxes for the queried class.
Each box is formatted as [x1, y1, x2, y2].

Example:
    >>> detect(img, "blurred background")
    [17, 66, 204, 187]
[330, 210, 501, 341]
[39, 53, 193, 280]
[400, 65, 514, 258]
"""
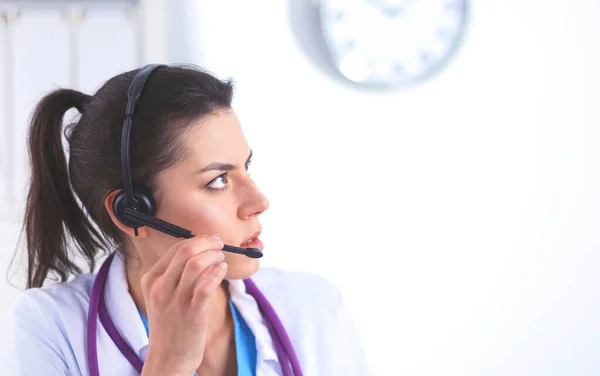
[1, 0, 600, 375]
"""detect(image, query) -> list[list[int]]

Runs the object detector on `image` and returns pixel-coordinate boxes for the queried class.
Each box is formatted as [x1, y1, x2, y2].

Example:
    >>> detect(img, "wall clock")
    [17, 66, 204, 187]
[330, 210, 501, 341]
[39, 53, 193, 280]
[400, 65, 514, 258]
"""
[290, 0, 469, 89]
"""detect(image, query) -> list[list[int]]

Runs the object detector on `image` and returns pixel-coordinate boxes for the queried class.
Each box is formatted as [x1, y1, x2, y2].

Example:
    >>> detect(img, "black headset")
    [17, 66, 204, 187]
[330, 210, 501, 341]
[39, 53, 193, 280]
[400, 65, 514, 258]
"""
[112, 64, 262, 259]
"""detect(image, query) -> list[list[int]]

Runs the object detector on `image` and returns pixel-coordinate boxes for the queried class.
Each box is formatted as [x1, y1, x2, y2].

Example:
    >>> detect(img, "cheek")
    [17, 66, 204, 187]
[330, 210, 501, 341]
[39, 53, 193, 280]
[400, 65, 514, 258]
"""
[190, 203, 231, 236]
[158, 192, 237, 240]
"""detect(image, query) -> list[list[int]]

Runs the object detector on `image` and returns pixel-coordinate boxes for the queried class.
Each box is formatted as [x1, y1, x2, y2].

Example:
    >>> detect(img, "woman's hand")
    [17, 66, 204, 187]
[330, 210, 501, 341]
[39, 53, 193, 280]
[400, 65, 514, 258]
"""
[139, 236, 227, 376]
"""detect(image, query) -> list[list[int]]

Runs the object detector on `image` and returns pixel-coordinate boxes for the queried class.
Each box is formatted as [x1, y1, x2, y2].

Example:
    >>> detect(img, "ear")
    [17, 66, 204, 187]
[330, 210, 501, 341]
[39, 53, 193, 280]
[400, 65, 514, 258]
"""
[103, 190, 149, 238]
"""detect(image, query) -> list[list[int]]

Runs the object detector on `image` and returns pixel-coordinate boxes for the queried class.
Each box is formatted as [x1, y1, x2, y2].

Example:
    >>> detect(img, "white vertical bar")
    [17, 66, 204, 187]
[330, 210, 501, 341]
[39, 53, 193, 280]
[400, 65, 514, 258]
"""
[60, 6, 84, 171]
[64, 6, 85, 90]
[0, 12, 6, 215]
[78, 6, 138, 93]
[12, 8, 70, 217]
[129, 5, 143, 67]
[0, 11, 6, 215]
[138, 0, 168, 63]
[1, 8, 18, 217]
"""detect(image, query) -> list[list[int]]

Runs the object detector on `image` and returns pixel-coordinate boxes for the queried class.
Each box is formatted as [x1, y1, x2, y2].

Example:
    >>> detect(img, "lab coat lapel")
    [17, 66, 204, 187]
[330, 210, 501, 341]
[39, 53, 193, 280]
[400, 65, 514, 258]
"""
[103, 253, 150, 361]
[227, 278, 283, 375]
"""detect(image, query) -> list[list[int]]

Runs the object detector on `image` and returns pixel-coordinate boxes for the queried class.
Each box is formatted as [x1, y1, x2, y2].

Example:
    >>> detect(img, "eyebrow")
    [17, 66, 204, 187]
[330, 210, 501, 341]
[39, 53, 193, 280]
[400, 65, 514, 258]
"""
[196, 150, 253, 174]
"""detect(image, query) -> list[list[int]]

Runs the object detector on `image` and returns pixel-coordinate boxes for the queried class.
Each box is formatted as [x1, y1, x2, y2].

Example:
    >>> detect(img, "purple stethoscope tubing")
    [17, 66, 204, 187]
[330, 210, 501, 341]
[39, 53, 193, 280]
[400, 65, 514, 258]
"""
[86, 252, 302, 376]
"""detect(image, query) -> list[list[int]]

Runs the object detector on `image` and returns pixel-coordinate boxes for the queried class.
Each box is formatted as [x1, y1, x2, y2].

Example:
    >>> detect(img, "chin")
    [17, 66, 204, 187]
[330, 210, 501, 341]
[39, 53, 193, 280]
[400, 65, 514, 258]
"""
[224, 256, 260, 280]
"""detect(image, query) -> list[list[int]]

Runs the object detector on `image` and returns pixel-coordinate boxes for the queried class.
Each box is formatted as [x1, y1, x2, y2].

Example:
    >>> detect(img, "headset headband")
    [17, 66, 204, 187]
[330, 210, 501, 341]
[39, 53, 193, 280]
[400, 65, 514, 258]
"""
[120, 64, 165, 213]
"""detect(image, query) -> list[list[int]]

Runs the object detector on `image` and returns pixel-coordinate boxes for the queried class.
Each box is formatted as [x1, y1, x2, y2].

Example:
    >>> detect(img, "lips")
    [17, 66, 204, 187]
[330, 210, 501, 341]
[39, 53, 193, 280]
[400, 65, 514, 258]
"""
[240, 230, 263, 250]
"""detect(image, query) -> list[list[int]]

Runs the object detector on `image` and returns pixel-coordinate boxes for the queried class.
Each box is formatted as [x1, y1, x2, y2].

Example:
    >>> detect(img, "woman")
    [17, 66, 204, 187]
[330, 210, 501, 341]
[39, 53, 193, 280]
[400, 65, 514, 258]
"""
[0, 64, 370, 375]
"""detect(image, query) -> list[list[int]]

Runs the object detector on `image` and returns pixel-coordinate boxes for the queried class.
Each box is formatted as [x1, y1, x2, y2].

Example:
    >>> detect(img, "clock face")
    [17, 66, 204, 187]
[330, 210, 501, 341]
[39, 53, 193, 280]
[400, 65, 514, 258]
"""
[318, 0, 468, 87]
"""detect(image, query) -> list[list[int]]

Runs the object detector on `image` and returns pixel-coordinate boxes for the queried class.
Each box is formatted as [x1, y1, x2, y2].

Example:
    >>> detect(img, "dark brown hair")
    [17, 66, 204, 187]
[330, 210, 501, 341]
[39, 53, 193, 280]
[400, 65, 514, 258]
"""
[23, 64, 233, 288]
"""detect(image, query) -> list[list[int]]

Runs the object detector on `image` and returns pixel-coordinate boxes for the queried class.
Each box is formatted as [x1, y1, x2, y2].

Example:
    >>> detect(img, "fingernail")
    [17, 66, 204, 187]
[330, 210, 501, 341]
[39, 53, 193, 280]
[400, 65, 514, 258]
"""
[219, 262, 228, 270]
[219, 251, 225, 259]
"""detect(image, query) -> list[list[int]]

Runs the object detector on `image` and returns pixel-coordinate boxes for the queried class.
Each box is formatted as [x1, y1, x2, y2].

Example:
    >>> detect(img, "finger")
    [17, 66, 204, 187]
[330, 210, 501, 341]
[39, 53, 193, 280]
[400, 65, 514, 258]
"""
[176, 250, 226, 301]
[190, 261, 228, 309]
[159, 237, 224, 292]
[147, 236, 223, 280]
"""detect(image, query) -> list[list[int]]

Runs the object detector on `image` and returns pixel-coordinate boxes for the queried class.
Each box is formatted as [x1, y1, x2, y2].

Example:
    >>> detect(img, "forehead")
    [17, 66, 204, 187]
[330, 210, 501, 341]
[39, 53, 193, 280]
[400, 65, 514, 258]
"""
[181, 110, 249, 163]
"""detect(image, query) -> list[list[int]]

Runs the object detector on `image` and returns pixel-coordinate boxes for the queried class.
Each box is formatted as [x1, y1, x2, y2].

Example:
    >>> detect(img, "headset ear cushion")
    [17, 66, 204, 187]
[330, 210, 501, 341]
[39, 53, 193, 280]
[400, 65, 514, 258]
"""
[112, 186, 156, 228]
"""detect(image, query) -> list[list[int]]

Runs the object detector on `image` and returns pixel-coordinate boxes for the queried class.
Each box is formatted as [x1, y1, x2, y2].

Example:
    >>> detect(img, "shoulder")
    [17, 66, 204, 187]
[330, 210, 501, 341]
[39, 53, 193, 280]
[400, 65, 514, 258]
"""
[0, 274, 96, 374]
[249, 266, 346, 324]
[1, 273, 95, 338]
[251, 267, 344, 306]
[248, 267, 372, 375]
[8, 273, 95, 321]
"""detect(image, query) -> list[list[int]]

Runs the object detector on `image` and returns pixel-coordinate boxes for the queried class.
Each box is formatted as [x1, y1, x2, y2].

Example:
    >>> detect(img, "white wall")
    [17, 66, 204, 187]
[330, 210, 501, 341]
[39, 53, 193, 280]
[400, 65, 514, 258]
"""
[185, 0, 600, 375]
[2, 0, 600, 375]
[0, 1, 141, 316]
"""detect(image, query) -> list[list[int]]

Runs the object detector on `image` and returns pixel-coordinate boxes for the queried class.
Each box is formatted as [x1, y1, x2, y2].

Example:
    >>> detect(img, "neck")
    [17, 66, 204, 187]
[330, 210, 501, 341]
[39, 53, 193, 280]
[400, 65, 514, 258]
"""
[125, 261, 233, 345]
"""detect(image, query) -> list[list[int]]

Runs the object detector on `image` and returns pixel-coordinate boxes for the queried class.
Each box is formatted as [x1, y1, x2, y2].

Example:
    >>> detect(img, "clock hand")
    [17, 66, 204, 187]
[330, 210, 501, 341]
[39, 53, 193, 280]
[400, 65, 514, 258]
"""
[381, 7, 403, 17]
[366, 0, 416, 18]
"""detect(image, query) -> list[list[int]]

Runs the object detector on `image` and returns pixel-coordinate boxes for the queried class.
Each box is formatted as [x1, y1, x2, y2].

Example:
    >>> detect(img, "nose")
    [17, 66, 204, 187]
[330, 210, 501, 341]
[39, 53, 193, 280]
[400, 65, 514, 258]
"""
[238, 178, 270, 219]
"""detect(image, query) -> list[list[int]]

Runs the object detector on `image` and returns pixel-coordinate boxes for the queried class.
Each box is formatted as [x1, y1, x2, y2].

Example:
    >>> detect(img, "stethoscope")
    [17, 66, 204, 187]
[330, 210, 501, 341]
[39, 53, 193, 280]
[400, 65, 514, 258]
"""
[86, 252, 303, 376]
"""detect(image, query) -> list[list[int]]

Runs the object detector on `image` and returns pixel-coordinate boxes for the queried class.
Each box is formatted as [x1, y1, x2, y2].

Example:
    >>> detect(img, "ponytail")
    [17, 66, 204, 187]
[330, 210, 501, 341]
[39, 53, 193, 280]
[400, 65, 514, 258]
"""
[24, 89, 105, 288]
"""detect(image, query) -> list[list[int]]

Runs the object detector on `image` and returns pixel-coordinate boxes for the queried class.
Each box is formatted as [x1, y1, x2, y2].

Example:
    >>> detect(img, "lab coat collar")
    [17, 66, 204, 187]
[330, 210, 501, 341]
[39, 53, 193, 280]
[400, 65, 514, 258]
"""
[103, 253, 278, 363]
[103, 252, 150, 360]
[227, 278, 278, 362]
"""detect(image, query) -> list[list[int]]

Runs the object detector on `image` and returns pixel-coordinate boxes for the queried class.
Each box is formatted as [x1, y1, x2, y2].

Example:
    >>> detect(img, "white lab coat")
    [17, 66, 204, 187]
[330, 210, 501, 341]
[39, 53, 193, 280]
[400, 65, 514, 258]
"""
[0, 252, 370, 375]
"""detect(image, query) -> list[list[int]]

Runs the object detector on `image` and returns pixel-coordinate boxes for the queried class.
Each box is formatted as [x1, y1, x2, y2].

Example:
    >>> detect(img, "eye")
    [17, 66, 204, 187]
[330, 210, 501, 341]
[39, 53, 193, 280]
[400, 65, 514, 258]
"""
[206, 173, 229, 191]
